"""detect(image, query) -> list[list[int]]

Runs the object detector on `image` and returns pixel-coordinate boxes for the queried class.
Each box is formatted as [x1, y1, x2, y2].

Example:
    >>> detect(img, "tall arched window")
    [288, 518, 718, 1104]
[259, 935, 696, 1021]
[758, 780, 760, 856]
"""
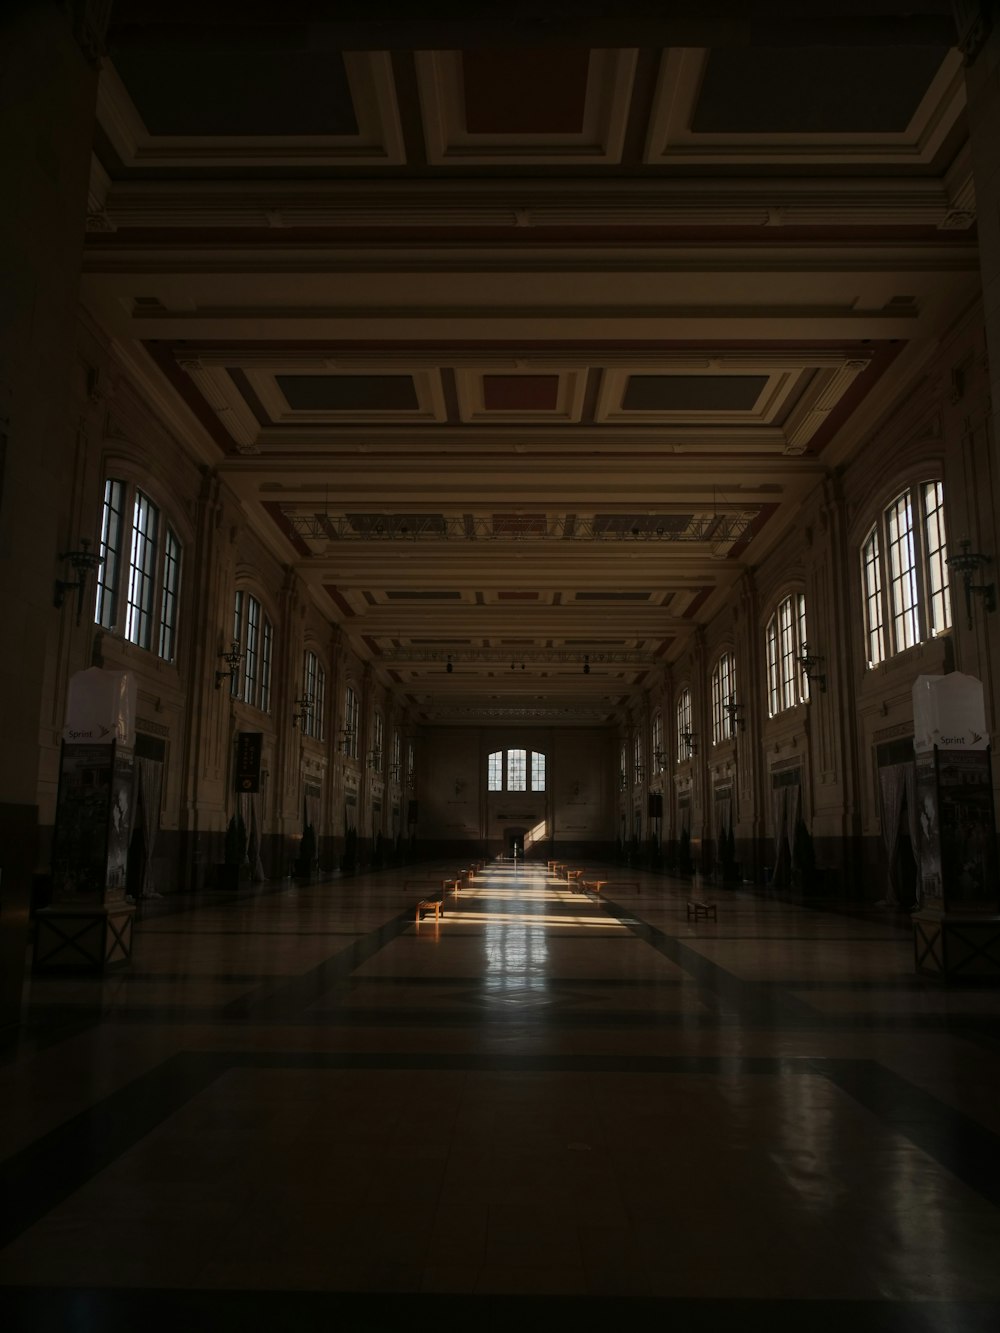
[766, 594, 808, 716]
[652, 711, 664, 772]
[95, 478, 183, 662]
[861, 480, 951, 667]
[487, 749, 546, 792]
[342, 685, 360, 758]
[676, 686, 692, 761]
[371, 710, 384, 769]
[712, 652, 735, 743]
[302, 650, 326, 739]
[231, 590, 273, 712]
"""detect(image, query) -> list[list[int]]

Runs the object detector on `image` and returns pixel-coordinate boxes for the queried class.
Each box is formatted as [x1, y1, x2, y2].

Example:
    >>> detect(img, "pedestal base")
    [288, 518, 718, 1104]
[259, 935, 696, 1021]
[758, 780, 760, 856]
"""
[913, 909, 1000, 980]
[33, 904, 135, 972]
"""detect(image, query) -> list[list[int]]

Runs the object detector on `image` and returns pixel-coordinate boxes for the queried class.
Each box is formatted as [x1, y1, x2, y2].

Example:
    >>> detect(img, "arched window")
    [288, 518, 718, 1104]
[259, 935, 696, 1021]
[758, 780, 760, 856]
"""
[861, 480, 951, 667]
[342, 685, 360, 758]
[230, 590, 273, 712]
[766, 594, 808, 716]
[652, 711, 664, 772]
[302, 650, 326, 739]
[712, 652, 736, 743]
[487, 749, 546, 792]
[95, 478, 183, 662]
[633, 732, 642, 785]
[676, 686, 692, 761]
[370, 710, 384, 769]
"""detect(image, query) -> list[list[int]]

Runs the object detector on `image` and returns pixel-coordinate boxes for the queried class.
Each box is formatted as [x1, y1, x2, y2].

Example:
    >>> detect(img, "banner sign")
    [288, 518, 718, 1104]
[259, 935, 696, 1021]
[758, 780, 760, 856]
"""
[235, 732, 263, 792]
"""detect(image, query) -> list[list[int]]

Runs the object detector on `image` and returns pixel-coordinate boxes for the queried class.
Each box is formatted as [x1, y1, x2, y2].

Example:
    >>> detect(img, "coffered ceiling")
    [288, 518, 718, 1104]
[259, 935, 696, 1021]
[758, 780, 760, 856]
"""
[83, 4, 979, 723]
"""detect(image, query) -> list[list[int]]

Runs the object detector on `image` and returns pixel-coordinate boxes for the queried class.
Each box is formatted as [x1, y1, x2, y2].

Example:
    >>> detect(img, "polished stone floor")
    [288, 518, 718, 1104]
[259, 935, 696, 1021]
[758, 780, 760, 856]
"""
[2, 862, 1000, 1331]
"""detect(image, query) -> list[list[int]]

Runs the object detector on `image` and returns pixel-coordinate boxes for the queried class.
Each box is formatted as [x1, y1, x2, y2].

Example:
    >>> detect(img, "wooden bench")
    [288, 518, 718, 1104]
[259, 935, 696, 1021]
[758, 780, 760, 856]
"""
[582, 879, 608, 894]
[686, 899, 717, 922]
[443, 877, 462, 897]
[595, 880, 640, 895]
[415, 894, 445, 923]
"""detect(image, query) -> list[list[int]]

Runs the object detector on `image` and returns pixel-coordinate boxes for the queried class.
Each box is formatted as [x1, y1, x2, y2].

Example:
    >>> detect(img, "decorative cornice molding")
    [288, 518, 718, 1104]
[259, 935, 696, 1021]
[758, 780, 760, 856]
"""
[96, 179, 969, 234]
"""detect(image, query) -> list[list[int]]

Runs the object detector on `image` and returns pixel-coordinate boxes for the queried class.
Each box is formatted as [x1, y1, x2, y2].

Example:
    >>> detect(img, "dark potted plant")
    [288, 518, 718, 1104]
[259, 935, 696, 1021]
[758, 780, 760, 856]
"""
[340, 824, 358, 875]
[678, 825, 693, 875]
[221, 813, 246, 890]
[295, 822, 317, 878]
[720, 825, 740, 886]
[792, 818, 816, 891]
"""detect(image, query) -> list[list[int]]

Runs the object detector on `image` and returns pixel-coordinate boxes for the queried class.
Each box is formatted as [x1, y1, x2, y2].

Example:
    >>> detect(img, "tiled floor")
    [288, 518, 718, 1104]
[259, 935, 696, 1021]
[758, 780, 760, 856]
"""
[2, 862, 1000, 1331]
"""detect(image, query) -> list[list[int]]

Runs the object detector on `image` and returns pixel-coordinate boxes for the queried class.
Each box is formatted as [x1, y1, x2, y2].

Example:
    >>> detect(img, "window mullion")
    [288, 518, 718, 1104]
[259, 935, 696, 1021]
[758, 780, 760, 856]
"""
[911, 485, 930, 643]
[880, 514, 894, 656]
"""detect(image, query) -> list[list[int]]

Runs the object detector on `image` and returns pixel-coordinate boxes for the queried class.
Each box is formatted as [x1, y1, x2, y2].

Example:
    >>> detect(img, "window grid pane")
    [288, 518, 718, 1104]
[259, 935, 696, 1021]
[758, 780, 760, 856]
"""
[507, 749, 526, 791]
[95, 478, 123, 630]
[712, 653, 734, 742]
[303, 652, 318, 736]
[862, 529, 884, 666]
[676, 688, 692, 761]
[244, 597, 260, 705]
[922, 481, 952, 635]
[232, 591, 244, 699]
[796, 594, 809, 703]
[158, 528, 181, 661]
[532, 751, 546, 792]
[314, 665, 325, 740]
[766, 619, 779, 716]
[488, 751, 503, 791]
[887, 494, 919, 651]
[125, 491, 159, 651]
[779, 598, 795, 711]
[260, 619, 272, 712]
[345, 687, 359, 757]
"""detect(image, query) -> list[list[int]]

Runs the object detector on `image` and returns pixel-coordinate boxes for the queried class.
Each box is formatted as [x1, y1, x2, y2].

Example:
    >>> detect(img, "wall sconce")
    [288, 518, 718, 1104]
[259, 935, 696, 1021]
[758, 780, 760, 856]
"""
[724, 695, 745, 735]
[367, 748, 383, 771]
[947, 539, 996, 629]
[339, 727, 356, 754]
[680, 729, 698, 758]
[292, 694, 313, 729]
[618, 772, 627, 792]
[53, 538, 104, 625]
[215, 639, 244, 690]
[390, 762, 401, 782]
[797, 644, 826, 694]
[653, 748, 666, 773]
[634, 763, 644, 783]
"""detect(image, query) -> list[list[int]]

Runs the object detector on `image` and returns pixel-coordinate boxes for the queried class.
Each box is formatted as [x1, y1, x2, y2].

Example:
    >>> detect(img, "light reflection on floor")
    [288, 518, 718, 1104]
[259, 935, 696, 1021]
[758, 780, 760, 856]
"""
[3, 859, 1000, 1322]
